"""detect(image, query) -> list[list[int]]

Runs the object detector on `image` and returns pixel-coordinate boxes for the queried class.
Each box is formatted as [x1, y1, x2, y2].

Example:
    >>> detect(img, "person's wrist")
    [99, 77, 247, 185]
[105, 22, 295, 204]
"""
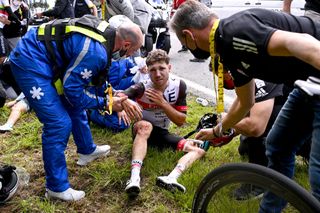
[212, 127, 219, 138]
[158, 99, 167, 108]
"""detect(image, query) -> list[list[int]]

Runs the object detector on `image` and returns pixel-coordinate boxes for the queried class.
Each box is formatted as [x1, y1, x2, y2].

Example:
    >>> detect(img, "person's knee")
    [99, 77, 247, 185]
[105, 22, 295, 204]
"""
[11, 102, 27, 113]
[134, 120, 153, 137]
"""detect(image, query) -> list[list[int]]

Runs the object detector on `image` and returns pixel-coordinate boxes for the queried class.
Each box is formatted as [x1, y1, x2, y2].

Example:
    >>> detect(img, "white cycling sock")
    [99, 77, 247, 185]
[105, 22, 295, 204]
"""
[130, 159, 142, 180]
[168, 163, 185, 180]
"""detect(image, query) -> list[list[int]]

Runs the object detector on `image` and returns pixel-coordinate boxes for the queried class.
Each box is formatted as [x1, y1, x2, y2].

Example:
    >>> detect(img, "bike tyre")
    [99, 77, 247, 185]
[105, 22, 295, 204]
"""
[192, 163, 320, 213]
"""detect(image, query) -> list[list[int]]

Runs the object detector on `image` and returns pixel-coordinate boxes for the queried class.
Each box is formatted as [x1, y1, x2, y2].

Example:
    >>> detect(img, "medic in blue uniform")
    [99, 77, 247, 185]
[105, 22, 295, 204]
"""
[9, 16, 143, 201]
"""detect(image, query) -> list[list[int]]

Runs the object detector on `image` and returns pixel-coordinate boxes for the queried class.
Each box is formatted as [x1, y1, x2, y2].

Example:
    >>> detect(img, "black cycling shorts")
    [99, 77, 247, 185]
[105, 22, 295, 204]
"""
[132, 124, 183, 150]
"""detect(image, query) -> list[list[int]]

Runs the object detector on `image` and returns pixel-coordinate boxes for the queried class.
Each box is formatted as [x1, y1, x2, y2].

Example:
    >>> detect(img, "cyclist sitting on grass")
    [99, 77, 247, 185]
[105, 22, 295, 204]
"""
[116, 49, 207, 197]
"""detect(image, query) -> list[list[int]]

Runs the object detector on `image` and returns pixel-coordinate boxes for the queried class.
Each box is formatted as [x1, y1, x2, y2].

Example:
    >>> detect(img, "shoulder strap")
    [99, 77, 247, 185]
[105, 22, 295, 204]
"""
[37, 16, 116, 86]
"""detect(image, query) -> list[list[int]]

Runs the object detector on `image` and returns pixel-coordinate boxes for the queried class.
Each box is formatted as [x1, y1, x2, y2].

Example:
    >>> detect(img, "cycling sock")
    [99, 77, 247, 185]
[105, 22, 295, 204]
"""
[5, 122, 13, 128]
[168, 163, 185, 180]
[130, 159, 143, 180]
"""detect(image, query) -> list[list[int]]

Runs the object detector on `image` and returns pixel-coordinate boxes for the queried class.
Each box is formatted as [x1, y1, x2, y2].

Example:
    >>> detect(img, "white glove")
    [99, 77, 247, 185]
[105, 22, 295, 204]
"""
[21, 19, 27, 26]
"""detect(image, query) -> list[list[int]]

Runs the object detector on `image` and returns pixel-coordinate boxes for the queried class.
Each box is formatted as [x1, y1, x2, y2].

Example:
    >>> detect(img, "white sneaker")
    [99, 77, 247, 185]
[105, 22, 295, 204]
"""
[0, 123, 13, 133]
[156, 176, 186, 193]
[125, 178, 140, 197]
[45, 188, 85, 201]
[77, 145, 110, 166]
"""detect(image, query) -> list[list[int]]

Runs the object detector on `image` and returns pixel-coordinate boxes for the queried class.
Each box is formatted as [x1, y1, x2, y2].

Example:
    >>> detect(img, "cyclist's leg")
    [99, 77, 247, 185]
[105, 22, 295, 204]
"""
[260, 88, 313, 212]
[309, 97, 320, 201]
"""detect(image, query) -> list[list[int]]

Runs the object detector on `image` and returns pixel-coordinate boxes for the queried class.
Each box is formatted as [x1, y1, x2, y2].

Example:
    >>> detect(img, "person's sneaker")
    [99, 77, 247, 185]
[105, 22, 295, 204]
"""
[45, 188, 85, 201]
[0, 123, 13, 133]
[77, 145, 110, 166]
[156, 176, 186, 193]
[177, 45, 188, 53]
[125, 178, 140, 197]
[232, 184, 264, 201]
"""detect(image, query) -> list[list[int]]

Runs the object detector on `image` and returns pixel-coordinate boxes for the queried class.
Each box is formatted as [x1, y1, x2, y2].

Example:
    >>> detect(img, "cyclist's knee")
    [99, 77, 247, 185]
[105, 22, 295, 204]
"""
[134, 120, 153, 137]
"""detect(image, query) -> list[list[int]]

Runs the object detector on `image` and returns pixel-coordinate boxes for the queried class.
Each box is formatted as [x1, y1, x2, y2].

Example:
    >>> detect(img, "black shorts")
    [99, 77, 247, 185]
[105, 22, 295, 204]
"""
[132, 125, 183, 150]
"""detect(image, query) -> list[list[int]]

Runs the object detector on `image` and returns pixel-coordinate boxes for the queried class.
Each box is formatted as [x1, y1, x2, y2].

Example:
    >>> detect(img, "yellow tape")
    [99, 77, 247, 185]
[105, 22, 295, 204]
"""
[104, 84, 113, 115]
[209, 19, 224, 114]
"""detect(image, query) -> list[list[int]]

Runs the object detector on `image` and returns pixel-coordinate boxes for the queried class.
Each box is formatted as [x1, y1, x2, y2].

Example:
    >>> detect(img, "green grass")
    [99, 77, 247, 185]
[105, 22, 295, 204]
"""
[0, 95, 309, 212]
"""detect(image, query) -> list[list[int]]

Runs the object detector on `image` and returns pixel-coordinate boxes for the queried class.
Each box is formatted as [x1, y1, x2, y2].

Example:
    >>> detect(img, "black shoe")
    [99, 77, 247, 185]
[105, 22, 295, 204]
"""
[177, 46, 188, 53]
[189, 58, 206, 63]
[232, 184, 264, 201]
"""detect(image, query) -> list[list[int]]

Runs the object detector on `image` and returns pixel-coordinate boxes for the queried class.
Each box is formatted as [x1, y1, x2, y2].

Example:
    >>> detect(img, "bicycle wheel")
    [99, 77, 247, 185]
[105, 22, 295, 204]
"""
[192, 163, 320, 213]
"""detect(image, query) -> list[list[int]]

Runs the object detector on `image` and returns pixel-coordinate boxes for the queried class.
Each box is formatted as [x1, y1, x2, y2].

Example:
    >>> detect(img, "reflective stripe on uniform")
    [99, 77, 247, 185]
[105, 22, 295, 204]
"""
[38, 21, 109, 43]
[54, 37, 92, 94]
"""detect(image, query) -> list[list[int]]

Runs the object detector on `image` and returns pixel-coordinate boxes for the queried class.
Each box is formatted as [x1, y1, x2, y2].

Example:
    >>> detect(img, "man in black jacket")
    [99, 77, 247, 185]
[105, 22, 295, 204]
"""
[36, 0, 75, 19]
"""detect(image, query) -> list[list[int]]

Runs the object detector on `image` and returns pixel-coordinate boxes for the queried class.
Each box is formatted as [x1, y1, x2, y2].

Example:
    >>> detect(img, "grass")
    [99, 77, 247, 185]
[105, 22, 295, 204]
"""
[0, 95, 309, 213]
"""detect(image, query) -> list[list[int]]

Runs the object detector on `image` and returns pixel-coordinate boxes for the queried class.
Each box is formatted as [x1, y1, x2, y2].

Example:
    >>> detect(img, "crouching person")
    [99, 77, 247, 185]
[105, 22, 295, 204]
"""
[116, 49, 207, 197]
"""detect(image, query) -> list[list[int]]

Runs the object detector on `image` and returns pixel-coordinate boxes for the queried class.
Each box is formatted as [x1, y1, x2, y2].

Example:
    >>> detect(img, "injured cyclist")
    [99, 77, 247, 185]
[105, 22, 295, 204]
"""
[115, 49, 207, 197]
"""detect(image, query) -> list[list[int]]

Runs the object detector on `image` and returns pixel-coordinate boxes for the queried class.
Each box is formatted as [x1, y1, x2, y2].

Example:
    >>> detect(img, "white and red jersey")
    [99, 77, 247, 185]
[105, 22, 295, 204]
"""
[123, 75, 187, 129]
[0, 0, 9, 29]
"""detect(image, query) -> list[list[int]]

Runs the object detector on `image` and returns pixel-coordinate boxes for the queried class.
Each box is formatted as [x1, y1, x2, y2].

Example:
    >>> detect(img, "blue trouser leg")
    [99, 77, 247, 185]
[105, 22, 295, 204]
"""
[11, 63, 71, 192]
[309, 96, 320, 201]
[260, 88, 313, 213]
[89, 109, 129, 132]
[63, 99, 96, 154]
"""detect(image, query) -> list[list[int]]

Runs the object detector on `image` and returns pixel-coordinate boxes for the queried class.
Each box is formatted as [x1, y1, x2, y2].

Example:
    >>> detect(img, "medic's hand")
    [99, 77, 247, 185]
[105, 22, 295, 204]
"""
[195, 128, 215, 141]
[209, 129, 236, 147]
[195, 127, 236, 147]
[117, 110, 131, 126]
[112, 96, 128, 112]
[121, 99, 143, 121]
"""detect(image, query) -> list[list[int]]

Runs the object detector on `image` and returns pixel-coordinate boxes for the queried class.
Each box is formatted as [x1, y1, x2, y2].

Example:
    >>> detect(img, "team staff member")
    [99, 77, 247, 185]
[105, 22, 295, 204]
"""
[73, 0, 98, 18]
[9, 15, 143, 201]
[170, 1, 320, 212]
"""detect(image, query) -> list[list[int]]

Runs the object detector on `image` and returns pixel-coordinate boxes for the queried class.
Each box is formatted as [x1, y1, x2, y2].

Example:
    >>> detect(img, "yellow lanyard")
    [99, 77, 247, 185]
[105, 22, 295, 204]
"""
[104, 83, 113, 115]
[209, 19, 224, 114]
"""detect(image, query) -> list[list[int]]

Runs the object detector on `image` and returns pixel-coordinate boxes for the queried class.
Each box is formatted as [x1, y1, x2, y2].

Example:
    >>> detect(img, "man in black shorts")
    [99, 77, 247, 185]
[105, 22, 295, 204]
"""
[117, 49, 207, 196]
[170, 1, 320, 212]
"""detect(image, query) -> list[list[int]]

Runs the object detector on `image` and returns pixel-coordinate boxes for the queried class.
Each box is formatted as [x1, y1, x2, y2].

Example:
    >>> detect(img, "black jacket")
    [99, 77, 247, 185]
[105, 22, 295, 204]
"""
[42, 0, 75, 19]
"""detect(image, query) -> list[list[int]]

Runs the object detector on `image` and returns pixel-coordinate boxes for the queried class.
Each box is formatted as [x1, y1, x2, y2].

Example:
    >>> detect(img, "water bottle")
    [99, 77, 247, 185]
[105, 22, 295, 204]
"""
[196, 97, 209, 107]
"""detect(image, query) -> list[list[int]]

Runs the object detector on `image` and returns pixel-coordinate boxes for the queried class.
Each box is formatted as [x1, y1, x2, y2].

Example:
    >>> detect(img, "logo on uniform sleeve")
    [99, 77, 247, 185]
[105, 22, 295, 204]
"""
[241, 61, 250, 70]
[30, 86, 44, 100]
[233, 37, 258, 54]
[81, 69, 93, 79]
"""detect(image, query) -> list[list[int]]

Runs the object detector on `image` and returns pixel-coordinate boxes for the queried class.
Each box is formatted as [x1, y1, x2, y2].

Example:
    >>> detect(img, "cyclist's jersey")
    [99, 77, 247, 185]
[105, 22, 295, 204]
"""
[123, 75, 187, 129]
[216, 8, 320, 87]
[0, 0, 9, 29]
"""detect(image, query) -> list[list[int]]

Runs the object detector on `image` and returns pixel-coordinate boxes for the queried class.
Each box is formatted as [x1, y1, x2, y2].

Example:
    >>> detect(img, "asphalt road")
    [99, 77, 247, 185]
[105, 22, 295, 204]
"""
[167, 32, 236, 109]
